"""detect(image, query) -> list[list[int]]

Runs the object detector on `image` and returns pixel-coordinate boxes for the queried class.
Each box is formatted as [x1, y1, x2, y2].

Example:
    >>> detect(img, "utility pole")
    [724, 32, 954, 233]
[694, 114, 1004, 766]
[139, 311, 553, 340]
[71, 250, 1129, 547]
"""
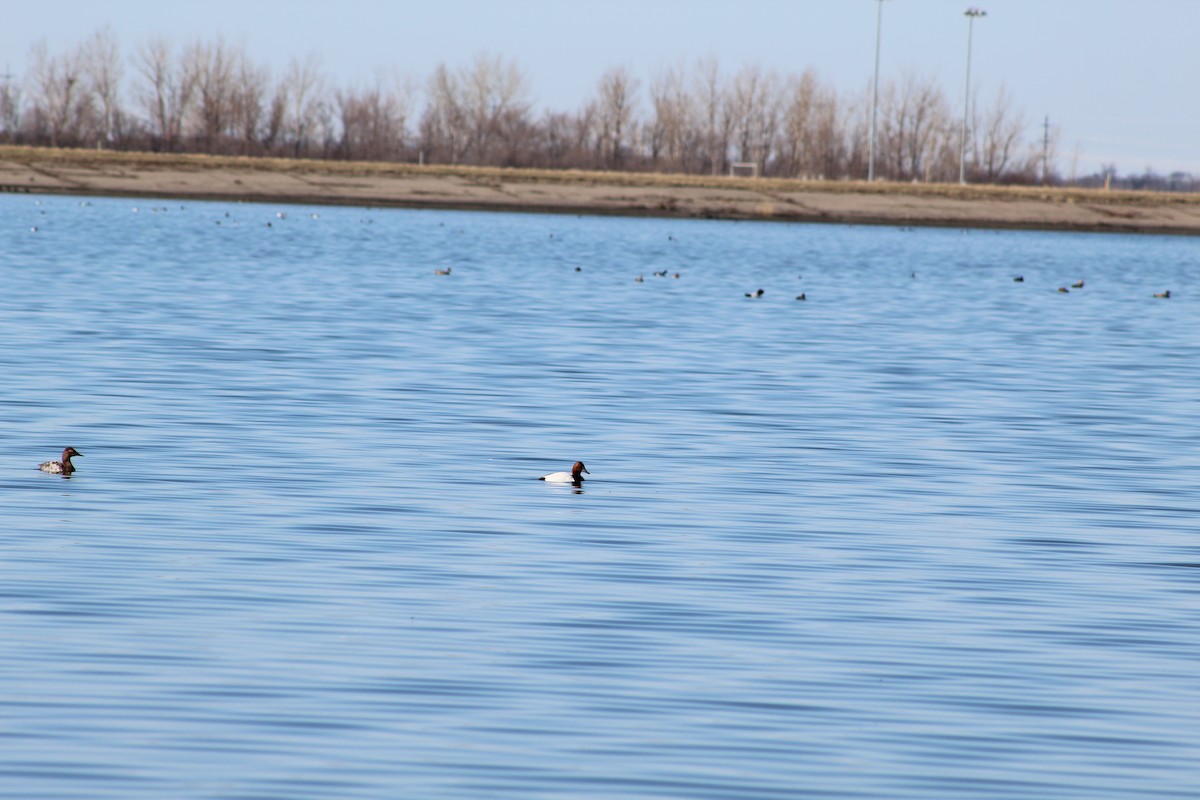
[1042, 115, 1050, 185]
[959, 8, 986, 185]
[868, 0, 888, 182]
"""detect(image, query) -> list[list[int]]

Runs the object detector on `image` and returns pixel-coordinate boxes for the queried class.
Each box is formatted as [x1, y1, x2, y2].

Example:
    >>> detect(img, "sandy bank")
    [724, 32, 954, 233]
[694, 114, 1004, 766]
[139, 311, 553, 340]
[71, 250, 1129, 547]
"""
[3, 146, 1199, 235]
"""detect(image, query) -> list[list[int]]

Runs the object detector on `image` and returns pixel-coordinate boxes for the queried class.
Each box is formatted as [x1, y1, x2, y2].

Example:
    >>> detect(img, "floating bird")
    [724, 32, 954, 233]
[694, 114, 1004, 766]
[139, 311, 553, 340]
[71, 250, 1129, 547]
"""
[539, 461, 589, 484]
[635, 274, 644, 282]
[574, 266, 582, 272]
[1072, 279, 1085, 289]
[1013, 276, 1024, 282]
[1153, 290, 1171, 299]
[654, 270, 668, 277]
[673, 273, 681, 279]
[745, 288, 764, 298]
[435, 267, 452, 276]
[795, 293, 807, 301]
[38, 447, 82, 476]
[1057, 287, 1070, 293]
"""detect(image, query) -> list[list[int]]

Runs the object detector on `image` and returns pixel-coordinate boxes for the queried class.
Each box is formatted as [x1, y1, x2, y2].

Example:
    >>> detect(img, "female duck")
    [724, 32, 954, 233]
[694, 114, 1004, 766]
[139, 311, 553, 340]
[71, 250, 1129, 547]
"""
[39, 447, 83, 475]
[540, 461, 589, 484]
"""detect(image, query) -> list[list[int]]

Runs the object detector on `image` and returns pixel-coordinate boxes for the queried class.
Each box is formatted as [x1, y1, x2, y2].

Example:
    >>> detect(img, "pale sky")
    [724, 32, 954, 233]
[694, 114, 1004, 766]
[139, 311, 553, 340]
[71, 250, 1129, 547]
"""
[3, 0, 1197, 176]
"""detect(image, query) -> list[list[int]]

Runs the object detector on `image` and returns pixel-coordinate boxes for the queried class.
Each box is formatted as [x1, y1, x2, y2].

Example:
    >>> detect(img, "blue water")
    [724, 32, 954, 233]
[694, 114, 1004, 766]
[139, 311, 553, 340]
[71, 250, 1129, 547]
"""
[1, 194, 1197, 799]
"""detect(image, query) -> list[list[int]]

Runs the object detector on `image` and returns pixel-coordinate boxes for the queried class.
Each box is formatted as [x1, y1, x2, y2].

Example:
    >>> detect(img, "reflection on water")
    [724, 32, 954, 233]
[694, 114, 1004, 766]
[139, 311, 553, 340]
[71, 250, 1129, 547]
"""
[1, 195, 1197, 799]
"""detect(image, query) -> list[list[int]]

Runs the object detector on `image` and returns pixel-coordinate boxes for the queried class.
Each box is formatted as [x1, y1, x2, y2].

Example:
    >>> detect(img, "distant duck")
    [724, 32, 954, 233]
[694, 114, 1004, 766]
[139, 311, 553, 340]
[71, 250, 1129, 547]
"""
[435, 267, 452, 276]
[1057, 286, 1070, 293]
[539, 461, 589, 484]
[744, 288, 764, 298]
[1013, 275, 1024, 282]
[635, 274, 644, 282]
[38, 447, 82, 475]
[795, 293, 807, 301]
[673, 273, 681, 279]
[1072, 279, 1085, 289]
[1153, 290, 1171, 299]
[654, 270, 668, 277]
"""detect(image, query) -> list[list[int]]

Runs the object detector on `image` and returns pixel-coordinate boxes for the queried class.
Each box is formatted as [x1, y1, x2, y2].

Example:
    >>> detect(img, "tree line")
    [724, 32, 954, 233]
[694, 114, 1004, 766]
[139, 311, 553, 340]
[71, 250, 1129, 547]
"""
[0, 28, 1074, 184]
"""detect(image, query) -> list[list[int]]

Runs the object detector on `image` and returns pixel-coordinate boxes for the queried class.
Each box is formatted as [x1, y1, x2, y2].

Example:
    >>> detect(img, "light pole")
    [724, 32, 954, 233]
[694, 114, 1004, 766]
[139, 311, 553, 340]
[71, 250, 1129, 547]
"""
[959, 7, 986, 185]
[868, 0, 888, 182]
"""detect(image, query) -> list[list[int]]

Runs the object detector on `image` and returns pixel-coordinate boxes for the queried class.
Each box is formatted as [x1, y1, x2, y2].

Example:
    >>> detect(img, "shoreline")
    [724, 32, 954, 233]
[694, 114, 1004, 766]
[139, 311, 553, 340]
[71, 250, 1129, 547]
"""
[3, 146, 1200, 235]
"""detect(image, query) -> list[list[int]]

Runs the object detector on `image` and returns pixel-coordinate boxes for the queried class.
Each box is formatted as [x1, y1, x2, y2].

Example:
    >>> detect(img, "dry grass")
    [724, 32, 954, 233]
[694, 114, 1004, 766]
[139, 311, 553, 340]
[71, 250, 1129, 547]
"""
[2, 143, 1196, 208]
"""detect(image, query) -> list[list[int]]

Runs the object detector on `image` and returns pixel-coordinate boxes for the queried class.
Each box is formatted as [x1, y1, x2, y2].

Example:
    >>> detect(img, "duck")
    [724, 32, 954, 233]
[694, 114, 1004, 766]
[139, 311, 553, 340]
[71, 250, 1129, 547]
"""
[795, 293, 807, 301]
[434, 267, 452, 276]
[39, 447, 82, 475]
[744, 288, 764, 298]
[1013, 275, 1024, 282]
[1153, 290, 1171, 299]
[1057, 286, 1070, 293]
[1072, 279, 1085, 289]
[539, 461, 589, 484]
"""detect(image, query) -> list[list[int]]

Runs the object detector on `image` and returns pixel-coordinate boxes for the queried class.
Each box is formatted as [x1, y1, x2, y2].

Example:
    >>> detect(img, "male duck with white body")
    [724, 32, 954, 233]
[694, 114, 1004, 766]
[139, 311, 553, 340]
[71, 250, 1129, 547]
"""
[539, 461, 589, 484]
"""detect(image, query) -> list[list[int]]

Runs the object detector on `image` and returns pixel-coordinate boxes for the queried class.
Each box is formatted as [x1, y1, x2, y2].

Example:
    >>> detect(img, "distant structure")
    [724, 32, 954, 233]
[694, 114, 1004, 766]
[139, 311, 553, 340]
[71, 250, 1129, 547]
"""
[729, 162, 759, 178]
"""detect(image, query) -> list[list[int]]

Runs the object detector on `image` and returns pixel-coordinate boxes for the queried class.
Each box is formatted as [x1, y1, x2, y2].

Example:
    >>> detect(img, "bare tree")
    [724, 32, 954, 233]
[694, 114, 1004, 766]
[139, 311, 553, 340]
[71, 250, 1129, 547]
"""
[134, 36, 196, 151]
[693, 56, 731, 175]
[975, 84, 1029, 182]
[0, 73, 20, 141]
[647, 63, 693, 172]
[185, 37, 240, 152]
[420, 52, 529, 166]
[230, 55, 270, 155]
[778, 70, 849, 180]
[592, 66, 639, 170]
[80, 27, 124, 147]
[871, 70, 957, 182]
[279, 51, 328, 158]
[727, 63, 780, 174]
[335, 69, 415, 161]
[420, 62, 467, 163]
[462, 51, 530, 164]
[26, 39, 95, 147]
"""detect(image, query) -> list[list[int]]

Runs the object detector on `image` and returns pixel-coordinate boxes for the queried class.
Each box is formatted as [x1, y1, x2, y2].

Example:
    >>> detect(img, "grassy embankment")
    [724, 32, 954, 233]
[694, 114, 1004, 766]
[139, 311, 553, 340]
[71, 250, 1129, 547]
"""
[3, 143, 1194, 207]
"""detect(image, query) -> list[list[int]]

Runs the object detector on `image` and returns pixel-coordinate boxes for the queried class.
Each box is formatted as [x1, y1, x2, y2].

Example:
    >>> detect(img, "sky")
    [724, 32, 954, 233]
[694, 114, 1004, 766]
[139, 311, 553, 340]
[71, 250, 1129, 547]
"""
[2, 0, 1197, 176]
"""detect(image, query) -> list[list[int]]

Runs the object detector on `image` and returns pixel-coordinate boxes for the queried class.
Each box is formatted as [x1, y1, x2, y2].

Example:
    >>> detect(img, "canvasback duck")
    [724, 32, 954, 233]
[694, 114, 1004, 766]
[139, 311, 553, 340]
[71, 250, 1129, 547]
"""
[539, 461, 589, 483]
[39, 447, 82, 475]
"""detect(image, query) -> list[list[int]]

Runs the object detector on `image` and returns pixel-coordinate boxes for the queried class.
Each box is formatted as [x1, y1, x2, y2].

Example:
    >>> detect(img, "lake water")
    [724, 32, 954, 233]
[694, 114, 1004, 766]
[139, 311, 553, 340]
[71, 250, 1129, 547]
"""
[1, 193, 1197, 799]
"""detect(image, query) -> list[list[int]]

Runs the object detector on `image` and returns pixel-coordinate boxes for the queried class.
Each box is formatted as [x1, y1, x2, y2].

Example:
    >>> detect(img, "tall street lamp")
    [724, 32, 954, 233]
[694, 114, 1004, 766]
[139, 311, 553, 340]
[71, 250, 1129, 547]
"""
[868, 0, 888, 182]
[959, 7, 986, 184]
